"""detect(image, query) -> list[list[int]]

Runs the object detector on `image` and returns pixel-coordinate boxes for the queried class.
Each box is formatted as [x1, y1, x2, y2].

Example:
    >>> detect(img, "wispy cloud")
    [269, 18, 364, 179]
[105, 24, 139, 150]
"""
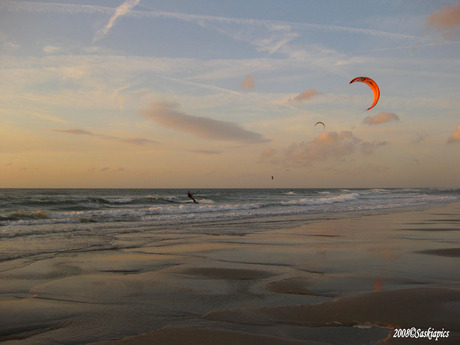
[360, 141, 388, 154]
[187, 149, 222, 155]
[2, 1, 424, 42]
[363, 112, 399, 125]
[447, 125, 460, 144]
[427, 4, 460, 38]
[240, 76, 254, 90]
[412, 133, 428, 145]
[1, 1, 110, 15]
[289, 89, 322, 103]
[131, 5, 423, 41]
[367, 163, 389, 173]
[161, 76, 241, 95]
[89, 167, 125, 173]
[29, 112, 68, 124]
[142, 102, 269, 143]
[258, 147, 276, 163]
[43, 46, 60, 54]
[117, 137, 158, 145]
[255, 29, 299, 55]
[93, 0, 140, 42]
[51, 128, 159, 145]
[52, 128, 93, 135]
[1, 40, 20, 51]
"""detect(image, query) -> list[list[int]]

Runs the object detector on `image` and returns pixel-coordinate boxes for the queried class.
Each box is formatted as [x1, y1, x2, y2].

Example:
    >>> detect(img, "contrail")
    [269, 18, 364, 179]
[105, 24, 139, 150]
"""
[161, 76, 242, 95]
[3, 1, 426, 42]
[93, 0, 140, 42]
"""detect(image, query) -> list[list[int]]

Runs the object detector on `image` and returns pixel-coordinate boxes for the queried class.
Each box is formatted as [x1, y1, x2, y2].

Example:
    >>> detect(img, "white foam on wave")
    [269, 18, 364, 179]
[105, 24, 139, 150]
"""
[104, 197, 134, 204]
[317, 191, 331, 195]
[149, 202, 262, 215]
[2, 189, 459, 231]
[195, 198, 215, 204]
[281, 193, 360, 206]
[367, 188, 389, 194]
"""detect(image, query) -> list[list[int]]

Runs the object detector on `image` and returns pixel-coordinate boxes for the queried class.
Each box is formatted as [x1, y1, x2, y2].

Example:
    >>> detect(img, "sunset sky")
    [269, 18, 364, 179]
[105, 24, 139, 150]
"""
[1, 0, 460, 188]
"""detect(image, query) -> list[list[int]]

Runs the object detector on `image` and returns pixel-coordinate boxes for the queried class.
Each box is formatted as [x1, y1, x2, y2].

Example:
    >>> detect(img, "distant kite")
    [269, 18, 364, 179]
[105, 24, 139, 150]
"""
[349, 76, 380, 111]
[315, 121, 325, 131]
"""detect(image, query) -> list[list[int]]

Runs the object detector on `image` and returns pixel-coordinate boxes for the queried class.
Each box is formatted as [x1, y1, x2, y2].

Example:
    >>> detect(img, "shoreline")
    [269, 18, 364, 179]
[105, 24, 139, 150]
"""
[1, 201, 459, 344]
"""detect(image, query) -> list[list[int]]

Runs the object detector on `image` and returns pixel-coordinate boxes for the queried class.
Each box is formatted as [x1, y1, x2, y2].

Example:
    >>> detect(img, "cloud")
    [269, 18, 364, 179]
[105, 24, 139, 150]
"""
[52, 128, 93, 135]
[142, 102, 269, 144]
[29, 112, 68, 123]
[162, 75, 241, 95]
[188, 149, 222, 155]
[117, 137, 158, 145]
[2, 41, 20, 51]
[284, 131, 386, 166]
[258, 147, 276, 163]
[93, 0, 140, 42]
[427, 4, 460, 31]
[52, 128, 159, 145]
[240, 76, 254, 90]
[43, 45, 60, 54]
[255, 29, 299, 55]
[367, 163, 389, 173]
[412, 133, 428, 144]
[360, 141, 388, 154]
[89, 167, 125, 173]
[129, 6, 422, 41]
[2, 1, 423, 42]
[289, 89, 321, 103]
[427, 4, 460, 38]
[447, 125, 460, 144]
[363, 112, 399, 125]
[285, 131, 360, 166]
[1, 1, 110, 15]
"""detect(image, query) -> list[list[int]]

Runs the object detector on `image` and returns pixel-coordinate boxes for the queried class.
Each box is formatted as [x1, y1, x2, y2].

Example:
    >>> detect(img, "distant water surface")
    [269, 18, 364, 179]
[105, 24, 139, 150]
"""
[1, 188, 459, 261]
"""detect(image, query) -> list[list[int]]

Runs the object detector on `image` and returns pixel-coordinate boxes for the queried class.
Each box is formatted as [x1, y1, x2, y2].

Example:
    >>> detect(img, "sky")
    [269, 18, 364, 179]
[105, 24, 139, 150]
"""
[1, 0, 460, 188]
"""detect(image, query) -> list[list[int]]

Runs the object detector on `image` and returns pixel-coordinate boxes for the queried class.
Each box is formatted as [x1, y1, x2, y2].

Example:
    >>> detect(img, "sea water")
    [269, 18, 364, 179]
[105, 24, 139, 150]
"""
[1, 188, 459, 261]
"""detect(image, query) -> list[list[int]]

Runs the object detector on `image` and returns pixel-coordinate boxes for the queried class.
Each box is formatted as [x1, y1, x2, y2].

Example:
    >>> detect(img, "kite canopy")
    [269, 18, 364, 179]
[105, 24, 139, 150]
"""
[349, 76, 380, 111]
[315, 121, 325, 131]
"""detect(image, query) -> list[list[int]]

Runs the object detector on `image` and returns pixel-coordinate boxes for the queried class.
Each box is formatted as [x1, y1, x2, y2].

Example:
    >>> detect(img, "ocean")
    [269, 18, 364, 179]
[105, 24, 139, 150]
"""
[1, 188, 459, 262]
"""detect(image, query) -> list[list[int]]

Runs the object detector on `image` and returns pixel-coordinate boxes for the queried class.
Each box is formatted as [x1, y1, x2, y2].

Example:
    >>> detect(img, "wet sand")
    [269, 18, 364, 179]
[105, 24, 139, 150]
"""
[1, 202, 459, 344]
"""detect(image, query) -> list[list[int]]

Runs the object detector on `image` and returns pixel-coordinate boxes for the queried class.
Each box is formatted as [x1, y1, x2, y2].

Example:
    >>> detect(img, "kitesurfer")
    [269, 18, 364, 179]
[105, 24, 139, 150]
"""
[187, 191, 198, 204]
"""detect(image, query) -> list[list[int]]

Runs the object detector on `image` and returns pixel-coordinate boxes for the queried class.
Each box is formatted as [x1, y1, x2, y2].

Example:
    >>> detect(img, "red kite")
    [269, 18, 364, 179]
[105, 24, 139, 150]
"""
[350, 76, 380, 111]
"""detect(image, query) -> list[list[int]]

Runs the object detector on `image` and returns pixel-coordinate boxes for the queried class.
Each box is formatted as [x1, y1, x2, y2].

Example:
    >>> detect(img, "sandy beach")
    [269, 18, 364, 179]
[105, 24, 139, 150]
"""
[1, 202, 459, 344]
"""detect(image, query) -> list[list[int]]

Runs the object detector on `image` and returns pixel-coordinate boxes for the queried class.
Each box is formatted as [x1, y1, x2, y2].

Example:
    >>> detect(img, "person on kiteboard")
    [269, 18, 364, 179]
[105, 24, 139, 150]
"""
[187, 191, 198, 204]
